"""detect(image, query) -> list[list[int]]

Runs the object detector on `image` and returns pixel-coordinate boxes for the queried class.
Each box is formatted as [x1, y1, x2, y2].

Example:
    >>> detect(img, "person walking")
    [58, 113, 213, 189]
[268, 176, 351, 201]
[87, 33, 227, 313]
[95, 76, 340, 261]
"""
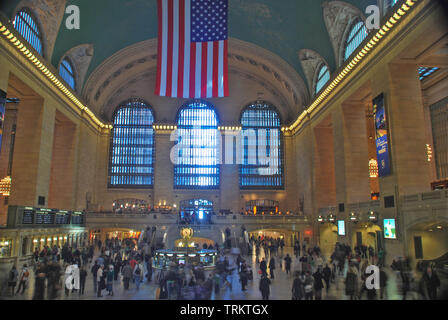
[91, 260, 99, 293]
[269, 257, 276, 279]
[97, 264, 104, 297]
[133, 260, 144, 290]
[259, 274, 271, 300]
[7, 265, 18, 296]
[322, 264, 332, 294]
[259, 258, 267, 277]
[313, 268, 324, 300]
[292, 271, 305, 300]
[79, 266, 87, 296]
[239, 262, 248, 292]
[33, 264, 47, 300]
[345, 265, 358, 300]
[106, 265, 115, 296]
[122, 261, 132, 290]
[284, 254, 292, 276]
[304, 271, 314, 300]
[16, 264, 30, 295]
[422, 266, 441, 300]
[379, 267, 388, 300]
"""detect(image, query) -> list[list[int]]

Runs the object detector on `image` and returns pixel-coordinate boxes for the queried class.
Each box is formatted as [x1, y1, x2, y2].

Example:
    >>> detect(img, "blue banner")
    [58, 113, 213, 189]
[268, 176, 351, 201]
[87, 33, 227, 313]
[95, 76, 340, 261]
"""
[373, 93, 391, 177]
[0, 90, 6, 155]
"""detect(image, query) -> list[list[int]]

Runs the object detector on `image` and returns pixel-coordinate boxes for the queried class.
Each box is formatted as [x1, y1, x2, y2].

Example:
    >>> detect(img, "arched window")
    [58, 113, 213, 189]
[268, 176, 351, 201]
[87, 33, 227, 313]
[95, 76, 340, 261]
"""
[59, 58, 76, 90]
[315, 64, 330, 95]
[344, 18, 368, 62]
[174, 101, 220, 189]
[109, 99, 155, 188]
[384, 0, 399, 11]
[13, 9, 43, 55]
[240, 102, 283, 189]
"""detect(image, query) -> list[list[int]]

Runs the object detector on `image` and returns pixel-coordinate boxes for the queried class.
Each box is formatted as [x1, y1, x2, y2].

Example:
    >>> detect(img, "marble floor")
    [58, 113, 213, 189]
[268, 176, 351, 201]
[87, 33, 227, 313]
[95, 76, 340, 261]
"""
[1, 247, 445, 300]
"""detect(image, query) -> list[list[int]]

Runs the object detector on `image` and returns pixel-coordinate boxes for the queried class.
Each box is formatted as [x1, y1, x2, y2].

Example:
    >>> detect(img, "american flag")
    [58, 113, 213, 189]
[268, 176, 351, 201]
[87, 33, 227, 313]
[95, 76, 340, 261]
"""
[155, 0, 229, 99]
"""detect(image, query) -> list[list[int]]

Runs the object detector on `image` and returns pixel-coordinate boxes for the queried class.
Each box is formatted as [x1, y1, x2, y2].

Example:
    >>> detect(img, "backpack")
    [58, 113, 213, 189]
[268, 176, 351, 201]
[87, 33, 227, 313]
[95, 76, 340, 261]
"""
[135, 266, 141, 275]
[9, 270, 15, 281]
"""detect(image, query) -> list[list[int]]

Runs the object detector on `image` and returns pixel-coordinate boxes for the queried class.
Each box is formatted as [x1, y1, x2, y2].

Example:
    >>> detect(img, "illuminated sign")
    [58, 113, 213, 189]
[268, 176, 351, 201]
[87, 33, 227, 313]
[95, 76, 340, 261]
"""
[384, 219, 397, 239]
[373, 93, 391, 177]
[338, 220, 346, 236]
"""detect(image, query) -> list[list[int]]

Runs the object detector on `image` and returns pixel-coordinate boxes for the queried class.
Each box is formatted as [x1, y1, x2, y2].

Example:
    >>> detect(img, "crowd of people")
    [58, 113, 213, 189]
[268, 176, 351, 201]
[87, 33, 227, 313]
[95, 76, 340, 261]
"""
[3, 234, 446, 300]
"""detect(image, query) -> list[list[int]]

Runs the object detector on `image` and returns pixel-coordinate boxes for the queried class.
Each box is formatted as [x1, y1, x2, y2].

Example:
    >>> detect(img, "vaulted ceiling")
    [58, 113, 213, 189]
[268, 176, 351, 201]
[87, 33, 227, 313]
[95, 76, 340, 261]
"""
[1, 0, 376, 85]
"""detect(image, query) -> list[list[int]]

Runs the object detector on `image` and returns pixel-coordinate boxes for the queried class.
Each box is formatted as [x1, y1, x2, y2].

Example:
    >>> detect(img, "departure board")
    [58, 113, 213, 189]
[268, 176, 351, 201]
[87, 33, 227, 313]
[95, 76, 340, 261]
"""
[35, 211, 55, 225]
[55, 211, 71, 225]
[71, 212, 84, 225]
[22, 209, 35, 224]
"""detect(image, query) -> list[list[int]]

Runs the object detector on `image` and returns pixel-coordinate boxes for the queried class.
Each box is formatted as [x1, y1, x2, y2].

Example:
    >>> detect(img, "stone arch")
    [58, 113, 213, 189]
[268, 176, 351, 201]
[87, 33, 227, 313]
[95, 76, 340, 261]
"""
[82, 38, 309, 125]
[58, 44, 94, 94]
[298, 49, 331, 97]
[322, 1, 366, 68]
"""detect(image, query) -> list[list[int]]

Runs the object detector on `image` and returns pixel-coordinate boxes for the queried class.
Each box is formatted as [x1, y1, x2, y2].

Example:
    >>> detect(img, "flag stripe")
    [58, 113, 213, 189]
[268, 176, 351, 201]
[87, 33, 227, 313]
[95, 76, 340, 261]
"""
[218, 40, 224, 97]
[160, 0, 168, 96]
[212, 41, 219, 98]
[195, 42, 202, 98]
[177, 0, 185, 98]
[207, 42, 213, 98]
[171, 0, 179, 98]
[155, 0, 163, 95]
[183, 0, 191, 98]
[201, 42, 207, 98]
[166, 0, 174, 97]
[224, 39, 229, 97]
[189, 41, 196, 99]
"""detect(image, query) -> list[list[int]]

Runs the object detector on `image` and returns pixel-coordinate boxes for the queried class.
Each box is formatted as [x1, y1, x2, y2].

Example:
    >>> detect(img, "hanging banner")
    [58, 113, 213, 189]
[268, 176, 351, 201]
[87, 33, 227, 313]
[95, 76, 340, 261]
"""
[373, 93, 391, 177]
[0, 90, 6, 155]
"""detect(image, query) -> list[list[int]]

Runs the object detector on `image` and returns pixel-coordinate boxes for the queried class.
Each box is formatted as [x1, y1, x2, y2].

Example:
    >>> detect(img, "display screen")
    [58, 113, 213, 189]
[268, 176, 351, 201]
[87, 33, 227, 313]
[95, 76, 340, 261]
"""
[384, 219, 397, 239]
[35, 211, 55, 225]
[22, 209, 35, 224]
[71, 212, 84, 225]
[373, 93, 391, 177]
[55, 211, 71, 225]
[337, 220, 346, 236]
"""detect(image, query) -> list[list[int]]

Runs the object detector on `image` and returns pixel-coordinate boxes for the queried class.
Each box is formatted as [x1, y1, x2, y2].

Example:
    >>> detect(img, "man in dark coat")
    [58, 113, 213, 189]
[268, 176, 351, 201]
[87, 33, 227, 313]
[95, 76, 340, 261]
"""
[313, 268, 324, 300]
[268, 257, 276, 279]
[284, 254, 292, 276]
[259, 258, 267, 276]
[322, 264, 332, 294]
[422, 267, 440, 300]
[259, 274, 271, 300]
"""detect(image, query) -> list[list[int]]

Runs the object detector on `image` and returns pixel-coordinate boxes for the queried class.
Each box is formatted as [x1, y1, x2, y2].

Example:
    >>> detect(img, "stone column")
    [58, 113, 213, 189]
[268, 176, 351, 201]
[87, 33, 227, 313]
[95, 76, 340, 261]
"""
[9, 98, 55, 207]
[153, 130, 174, 208]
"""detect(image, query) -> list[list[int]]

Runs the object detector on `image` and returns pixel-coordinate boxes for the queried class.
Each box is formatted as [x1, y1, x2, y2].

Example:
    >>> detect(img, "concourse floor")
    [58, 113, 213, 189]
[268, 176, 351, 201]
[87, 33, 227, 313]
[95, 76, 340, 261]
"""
[0, 247, 441, 300]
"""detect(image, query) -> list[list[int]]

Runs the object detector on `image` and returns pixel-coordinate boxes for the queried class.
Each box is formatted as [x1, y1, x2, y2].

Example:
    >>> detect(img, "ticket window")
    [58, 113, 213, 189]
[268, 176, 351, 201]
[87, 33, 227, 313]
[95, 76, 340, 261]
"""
[21, 237, 29, 256]
[0, 239, 13, 257]
[32, 239, 39, 252]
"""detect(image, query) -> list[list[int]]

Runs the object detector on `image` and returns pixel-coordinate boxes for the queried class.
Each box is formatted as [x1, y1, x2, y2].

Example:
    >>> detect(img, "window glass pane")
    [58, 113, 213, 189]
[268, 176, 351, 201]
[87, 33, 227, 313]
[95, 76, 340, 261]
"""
[59, 58, 76, 90]
[240, 103, 283, 189]
[344, 20, 368, 61]
[109, 99, 155, 188]
[174, 101, 220, 189]
[315, 65, 330, 94]
[13, 9, 43, 55]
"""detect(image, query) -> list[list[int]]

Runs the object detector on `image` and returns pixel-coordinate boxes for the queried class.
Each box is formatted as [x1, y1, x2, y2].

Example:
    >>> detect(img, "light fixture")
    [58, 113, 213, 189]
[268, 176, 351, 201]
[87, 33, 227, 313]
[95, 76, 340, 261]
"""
[369, 159, 379, 178]
[368, 211, 378, 223]
[350, 212, 358, 223]
[317, 215, 325, 223]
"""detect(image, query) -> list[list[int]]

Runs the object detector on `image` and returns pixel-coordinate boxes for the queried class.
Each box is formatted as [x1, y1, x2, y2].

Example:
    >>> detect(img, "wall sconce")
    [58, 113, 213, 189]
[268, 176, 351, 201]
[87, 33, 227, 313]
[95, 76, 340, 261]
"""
[327, 214, 336, 223]
[350, 212, 358, 224]
[368, 211, 378, 223]
[317, 215, 325, 224]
